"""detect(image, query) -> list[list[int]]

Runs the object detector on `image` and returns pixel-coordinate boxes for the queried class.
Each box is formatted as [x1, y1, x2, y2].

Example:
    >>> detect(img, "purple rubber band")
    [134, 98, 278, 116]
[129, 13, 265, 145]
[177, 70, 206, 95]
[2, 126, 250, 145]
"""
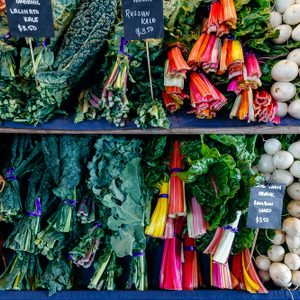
[6, 167, 17, 181]
[27, 197, 42, 217]
[224, 225, 238, 234]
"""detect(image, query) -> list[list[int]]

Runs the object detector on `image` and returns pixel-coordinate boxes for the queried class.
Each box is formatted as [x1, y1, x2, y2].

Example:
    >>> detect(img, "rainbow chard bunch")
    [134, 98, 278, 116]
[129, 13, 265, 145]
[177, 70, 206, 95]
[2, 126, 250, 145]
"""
[206, 0, 237, 36]
[189, 71, 227, 119]
[160, 217, 185, 290]
[163, 43, 190, 113]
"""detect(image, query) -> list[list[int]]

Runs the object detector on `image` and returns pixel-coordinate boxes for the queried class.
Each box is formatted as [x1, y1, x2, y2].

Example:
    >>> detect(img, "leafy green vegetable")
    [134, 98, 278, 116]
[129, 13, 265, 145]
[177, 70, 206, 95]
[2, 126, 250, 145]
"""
[38, 258, 72, 296]
[88, 247, 122, 290]
[49, 136, 92, 233]
[0, 253, 42, 291]
[54, 0, 117, 84]
[0, 136, 42, 222]
[69, 223, 104, 268]
[4, 163, 53, 253]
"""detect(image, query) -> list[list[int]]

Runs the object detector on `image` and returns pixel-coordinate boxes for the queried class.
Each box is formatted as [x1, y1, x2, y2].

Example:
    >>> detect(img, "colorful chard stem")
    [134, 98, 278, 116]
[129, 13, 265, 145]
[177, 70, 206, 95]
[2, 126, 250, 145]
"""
[163, 44, 190, 113]
[169, 141, 186, 218]
[77, 197, 95, 224]
[69, 223, 104, 268]
[145, 181, 169, 238]
[101, 52, 132, 127]
[204, 211, 242, 264]
[188, 34, 221, 72]
[211, 259, 233, 289]
[206, 0, 237, 36]
[231, 249, 267, 294]
[187, 197, 207, 238]
[160, 217, 185, 290]
[182, 234, 201, 290]
[189, 72, 227, 119]
[253, 91, 280, 124]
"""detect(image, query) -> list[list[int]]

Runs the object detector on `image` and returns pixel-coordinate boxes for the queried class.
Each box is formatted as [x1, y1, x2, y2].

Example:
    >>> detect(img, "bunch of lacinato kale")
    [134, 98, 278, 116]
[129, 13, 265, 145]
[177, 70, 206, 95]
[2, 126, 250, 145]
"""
[0, 0, 117, 124]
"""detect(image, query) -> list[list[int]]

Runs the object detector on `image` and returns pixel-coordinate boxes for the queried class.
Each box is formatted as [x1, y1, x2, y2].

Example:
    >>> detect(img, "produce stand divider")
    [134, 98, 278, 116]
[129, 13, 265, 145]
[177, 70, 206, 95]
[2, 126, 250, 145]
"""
[2, 114, 300, 134]
[0, 290, 295, 300]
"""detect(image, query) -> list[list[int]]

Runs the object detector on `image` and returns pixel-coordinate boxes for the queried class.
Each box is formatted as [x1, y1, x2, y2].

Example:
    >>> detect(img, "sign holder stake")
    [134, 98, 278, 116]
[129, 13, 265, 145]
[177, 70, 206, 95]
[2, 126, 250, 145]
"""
[145, 39, 154, 100]
[248, 228, 259, 270]
[28, 38, 37, 75]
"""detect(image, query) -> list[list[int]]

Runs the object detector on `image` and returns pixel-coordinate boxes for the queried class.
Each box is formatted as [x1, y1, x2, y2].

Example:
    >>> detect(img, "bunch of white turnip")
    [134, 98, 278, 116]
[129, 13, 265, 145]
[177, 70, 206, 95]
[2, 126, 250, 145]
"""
[255, 138, 300, 288]
[270, 0, 300, 119]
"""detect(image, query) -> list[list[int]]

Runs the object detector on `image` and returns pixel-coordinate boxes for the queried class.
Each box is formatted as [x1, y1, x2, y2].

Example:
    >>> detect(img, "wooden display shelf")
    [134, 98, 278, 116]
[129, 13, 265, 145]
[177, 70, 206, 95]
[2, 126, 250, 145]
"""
[0, 290, 295, 300]
[1, 113, 300, 135]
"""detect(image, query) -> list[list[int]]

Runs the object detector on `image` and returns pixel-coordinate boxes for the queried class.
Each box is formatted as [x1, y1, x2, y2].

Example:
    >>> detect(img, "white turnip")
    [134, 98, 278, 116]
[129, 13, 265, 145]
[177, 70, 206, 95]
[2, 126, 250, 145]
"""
[292, 23, 300, 41]
[276, 102, 288, 118]
[268, 245, 285, 262]
[284, 253, 300, 270]
[288, 200, 300, 217]
[283, 217, 300, 236]
[287, 49, 300, 66]
[290, 161, 300, 178]
[288, 100, 300, 119]
[269, 263, 292, 287]
[287, 183, 300, 200]
[283, 4, 300, 25]
[275, 0, 295, 13]
[255, 255, 271, 271]
[271, 82, 296, 102]
[286, 235, 300, 251]
[270, 11, 283, 28]
[292, 271, 300, 286]
[273, 151, 294, 169]
[264, 138, 282, 155]
[271, 60, 298, 82]
[289, 141, 300, 159]
[273, 25, 293, 44]
[272, 170, 294, 186]
[271, 230, 286, 245]
[258, 270, 271, 282]
[258, 154, 275, 174]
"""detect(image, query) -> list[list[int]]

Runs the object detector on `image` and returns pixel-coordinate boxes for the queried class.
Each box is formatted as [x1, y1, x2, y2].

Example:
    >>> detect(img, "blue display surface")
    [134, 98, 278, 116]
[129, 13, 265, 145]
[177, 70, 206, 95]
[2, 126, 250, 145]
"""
[0, 290, 296, 300]
[1, 113, 300, 134]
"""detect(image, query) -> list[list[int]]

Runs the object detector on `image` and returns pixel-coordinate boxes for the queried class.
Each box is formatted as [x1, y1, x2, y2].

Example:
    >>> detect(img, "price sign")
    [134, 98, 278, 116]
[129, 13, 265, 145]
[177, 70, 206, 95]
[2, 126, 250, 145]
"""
[6, 0, 54, 37]
[122, 0, 164, 40]
[247, 183, 286, 229]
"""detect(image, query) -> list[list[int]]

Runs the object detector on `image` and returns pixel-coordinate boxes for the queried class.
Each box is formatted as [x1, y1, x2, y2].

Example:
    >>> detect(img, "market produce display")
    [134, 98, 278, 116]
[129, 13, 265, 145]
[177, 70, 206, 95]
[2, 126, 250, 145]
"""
[1, 0, 300, 128]
[254, 137, 300, 290]
[1, 133, 295, 295]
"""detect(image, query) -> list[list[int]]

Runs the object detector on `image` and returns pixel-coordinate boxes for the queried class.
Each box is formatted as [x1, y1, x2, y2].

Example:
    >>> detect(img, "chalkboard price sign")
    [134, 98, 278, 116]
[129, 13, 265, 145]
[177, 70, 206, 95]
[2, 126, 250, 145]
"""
[247, 183, 286, 229]
[122, 0, 164, 40]
[6, 0, 54, 38]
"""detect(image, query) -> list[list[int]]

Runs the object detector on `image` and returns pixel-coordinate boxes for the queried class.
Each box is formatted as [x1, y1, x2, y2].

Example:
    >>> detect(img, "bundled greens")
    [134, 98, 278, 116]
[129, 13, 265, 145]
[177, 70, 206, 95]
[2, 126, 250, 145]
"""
[49, 136, 92, 233]
[88, 136, 149, 290]
[4, 163, 53, 253]
[0, 136, 42, 222]
[0, 253, 42, 291]
[0, 0, 117, 124]
[38, 258, 72, 296]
